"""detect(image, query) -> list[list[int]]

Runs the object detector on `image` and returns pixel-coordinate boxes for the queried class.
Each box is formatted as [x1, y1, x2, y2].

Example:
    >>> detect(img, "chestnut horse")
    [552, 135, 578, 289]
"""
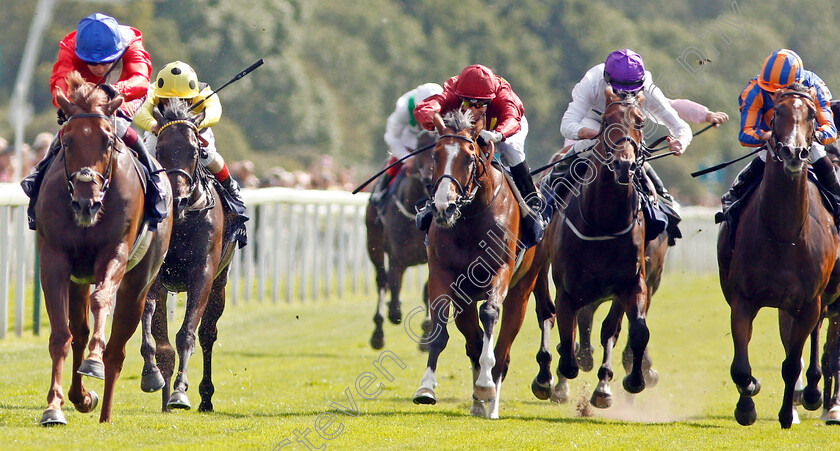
[718, 84, 838, 428]
[36, 72, 172, 425]
[139, 99, 238, 412]
[365, 132, 435, 351]
[411, 109, 542, 419]
[530, 87, 665, 409]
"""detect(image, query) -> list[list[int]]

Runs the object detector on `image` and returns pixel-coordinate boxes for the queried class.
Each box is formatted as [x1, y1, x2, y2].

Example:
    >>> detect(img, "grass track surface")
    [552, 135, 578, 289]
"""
[1, 273, 838, 449]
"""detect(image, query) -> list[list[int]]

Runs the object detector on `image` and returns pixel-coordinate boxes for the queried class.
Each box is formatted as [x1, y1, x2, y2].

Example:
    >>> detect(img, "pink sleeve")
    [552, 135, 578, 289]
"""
[669, 98, 709, 124]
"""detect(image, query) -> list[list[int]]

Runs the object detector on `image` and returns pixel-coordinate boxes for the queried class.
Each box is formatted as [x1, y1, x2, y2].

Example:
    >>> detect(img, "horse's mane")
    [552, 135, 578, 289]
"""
[65, 71, 109, 112]
[160, 98, 195, 122]
[785, 82, 808, 94]
[442, 109, 476, 132]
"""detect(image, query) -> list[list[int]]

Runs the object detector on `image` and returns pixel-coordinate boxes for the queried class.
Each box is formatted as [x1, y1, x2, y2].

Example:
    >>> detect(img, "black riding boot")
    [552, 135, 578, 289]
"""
[20, 134, 61, 230]
[644, 164, 682, 245]
[415, 198, 433, 232]
[721, 157, 765, 211]
[219, 175, 249, 247]
[510, 160, 548, 248]
[126, 136, 169, 227]
[220, 175, 249, 217]
[370, 172, 393, 207]
[813, 156, 840, 224]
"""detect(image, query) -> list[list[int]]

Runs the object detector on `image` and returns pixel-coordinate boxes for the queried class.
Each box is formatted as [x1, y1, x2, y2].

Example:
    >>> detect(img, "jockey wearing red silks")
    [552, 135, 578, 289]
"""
[413, 64, 547, 236]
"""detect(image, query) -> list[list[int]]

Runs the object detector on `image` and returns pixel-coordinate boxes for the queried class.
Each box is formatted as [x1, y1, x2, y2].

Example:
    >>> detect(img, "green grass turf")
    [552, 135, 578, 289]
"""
[1, 273, 838, 450]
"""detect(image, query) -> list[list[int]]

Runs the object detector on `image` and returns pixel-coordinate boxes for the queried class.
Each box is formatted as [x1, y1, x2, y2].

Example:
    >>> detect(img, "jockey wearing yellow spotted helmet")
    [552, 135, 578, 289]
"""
[134, 61, 247, 219]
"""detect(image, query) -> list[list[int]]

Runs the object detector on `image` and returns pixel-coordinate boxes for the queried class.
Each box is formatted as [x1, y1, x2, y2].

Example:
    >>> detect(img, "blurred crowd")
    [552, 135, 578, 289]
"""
[0, 134, 359, 191]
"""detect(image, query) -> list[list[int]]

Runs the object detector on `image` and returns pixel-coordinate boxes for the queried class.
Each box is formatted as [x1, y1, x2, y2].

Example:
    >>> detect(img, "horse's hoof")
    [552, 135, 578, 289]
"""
[736, 378, 761, 397]
[77, 359, 105, 380]
[167, 391, 192, 410]
[802, 387, 822, 411]
[387, 302, 402, 325]
[590, 391, 613, 409]
[74, 391, 99, 413]
[369, 329, 384, 350]
[198, 401, 214, 413]
[735, 397, 756, 426]
[470, 400, 487, 417]
[825, 406, 840, 425]
[413, 387, 436, 405]
[141, 368, 166, 393]
[622, 374, 645, 394]
[645, 368, 659, 388]
[473, 385, 496, 403]
[40, 409, 67, 426]
[551, 379, 570, 404]
[576, 346, 595, 372]
[531, 377, 552, 400]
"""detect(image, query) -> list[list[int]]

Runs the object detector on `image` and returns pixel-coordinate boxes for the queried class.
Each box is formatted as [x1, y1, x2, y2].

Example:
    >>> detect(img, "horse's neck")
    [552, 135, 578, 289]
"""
[759, 160, 809, 239]
[398, 174, 427, 203]
[579, 164, 636, 228]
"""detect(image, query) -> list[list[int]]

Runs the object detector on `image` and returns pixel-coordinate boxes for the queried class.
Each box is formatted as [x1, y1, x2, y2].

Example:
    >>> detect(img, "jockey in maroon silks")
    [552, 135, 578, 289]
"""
[21, 13, 167, 230]
[413, 64, 546, 242]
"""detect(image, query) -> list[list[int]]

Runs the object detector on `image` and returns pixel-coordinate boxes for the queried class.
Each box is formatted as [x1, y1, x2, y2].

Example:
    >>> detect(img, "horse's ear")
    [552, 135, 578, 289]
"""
[635, 90, 646, 105]
[604, 83, 616, 102]
[433, 113, 446, 135]
[102, 96, 124, 118]
[192, 110, 206, 129]
[55, 87, 72, 116]
[153, 103, 164, 125]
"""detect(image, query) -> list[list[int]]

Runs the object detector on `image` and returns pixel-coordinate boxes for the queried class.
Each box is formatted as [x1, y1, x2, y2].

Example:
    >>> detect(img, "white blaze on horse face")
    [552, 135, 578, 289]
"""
[433, 143, 458, 211]
[787, 97, 804, 148]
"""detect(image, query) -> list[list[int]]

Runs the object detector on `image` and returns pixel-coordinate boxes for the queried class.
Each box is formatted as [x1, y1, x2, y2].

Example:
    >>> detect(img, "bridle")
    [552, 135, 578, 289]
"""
[769, 90, 816, 163]
[430, 132, 489, 215]
[599, 99, 646, 172]
[61, 112, 119, 197]
[158, 119, 203, 199]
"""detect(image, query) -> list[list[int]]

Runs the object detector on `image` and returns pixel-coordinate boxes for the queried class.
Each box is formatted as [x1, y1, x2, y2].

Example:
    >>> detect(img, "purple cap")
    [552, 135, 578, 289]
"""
[604, 49, 646, 92]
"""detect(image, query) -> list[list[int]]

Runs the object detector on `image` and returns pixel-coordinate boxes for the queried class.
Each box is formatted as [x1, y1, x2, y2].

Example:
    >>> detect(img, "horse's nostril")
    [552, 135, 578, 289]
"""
[70, 200, 81, 214]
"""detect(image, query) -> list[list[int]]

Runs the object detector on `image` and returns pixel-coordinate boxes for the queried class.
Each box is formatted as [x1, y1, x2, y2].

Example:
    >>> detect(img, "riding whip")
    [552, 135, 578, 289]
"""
[691, 147, 763, 178]
[352, 142, 436, 194]
[188, 59, 264, 112]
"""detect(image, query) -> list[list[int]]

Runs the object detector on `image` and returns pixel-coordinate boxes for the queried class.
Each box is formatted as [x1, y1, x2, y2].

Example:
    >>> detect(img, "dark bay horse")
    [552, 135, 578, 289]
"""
[139, 99, 238, 412]
[718, 84, 838, 428]
[411, 109, 542, 418]
[365, 132, 435, 350]
[531, 87, 666, 409]
[36, 72, 172, 425]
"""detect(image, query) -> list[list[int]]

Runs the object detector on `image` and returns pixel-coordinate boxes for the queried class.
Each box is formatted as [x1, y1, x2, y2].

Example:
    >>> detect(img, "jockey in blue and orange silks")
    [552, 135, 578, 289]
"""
[719, 48, 839, 216]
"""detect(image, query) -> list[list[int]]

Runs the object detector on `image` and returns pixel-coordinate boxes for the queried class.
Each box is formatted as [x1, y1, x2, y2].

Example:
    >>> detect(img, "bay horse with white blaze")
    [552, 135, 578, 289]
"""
[35, 72, 172, 425]
[365, 132, 435, 351]
[412, 109, 542, 419]
[139, 99, 238, 412]
[531, 86, 665, 408]
[718, 84, 838, 428]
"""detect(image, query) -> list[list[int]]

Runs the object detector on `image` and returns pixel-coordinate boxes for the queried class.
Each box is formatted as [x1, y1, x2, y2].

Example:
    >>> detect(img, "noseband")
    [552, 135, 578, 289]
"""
[62, 112, 118, 196]
[158, 119, 202, 196]
[431, 133, 487, 212]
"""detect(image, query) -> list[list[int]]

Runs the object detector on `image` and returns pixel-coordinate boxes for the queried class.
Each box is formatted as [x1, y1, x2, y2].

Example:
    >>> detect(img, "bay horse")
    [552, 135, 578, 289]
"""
[36, 72, 172, 425]
[717, 84, 838, 428]
[139, 99, 238, 412]
[530, 86, 665, 409]
[365, 131, 435, 351]
[411, 109, 542, 419]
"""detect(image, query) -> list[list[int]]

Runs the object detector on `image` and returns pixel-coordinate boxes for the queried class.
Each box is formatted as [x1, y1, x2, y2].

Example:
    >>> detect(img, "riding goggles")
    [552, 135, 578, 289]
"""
[461, 97, 491, 109]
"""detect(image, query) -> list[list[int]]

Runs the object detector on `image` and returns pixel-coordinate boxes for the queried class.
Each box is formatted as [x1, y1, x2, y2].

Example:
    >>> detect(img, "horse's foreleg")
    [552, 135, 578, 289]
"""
[802, 320, 824, 411]
[778, 302, 820, 429]
[621, 278, 649, 395]
[418, 280, 432, 352]
[84, 258, 128, 379]
[151, 290, 174, 412]
[730, 298, 759, 426]
[67, 282, 97, 414]
[170, 273, 215, 410]
[39, 255, 72, 426]
[592, 300, 624, 408]
[197, 275, 227, 413]
[824, 315, 840, 423]
[386, 262, 406, 325]
[531, 263, 556, 401]
[577, 302, 598, 372]
[367, 210, 387, 349]
[140, 280, 166, 394]
[413, 282, 453, 406]
[556, 291, 580, 381]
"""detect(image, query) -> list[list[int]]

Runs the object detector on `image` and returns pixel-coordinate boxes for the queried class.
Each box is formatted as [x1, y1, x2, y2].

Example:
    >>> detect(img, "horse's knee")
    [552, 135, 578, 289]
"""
[782, 357, 803, 384]
[175, 329, 196, 351]
[627, 317, 649, 350]
[49, 330, 72, 357]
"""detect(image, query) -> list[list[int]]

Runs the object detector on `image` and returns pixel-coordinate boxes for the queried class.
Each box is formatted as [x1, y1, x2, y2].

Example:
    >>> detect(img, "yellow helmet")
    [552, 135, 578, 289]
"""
[155, 61, 200, 98]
